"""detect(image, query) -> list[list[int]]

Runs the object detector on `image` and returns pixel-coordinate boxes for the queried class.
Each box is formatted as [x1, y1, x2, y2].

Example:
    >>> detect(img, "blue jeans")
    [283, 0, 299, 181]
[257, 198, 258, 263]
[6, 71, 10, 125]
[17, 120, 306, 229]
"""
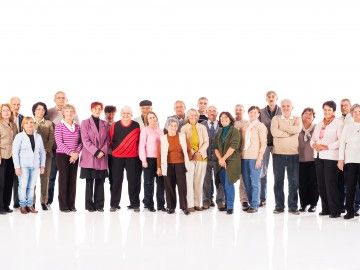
[260, 146, 272, 201]
[18, 167, 38, 207]
[47, 154, 58, 205]
[273, 154, 299, 211]
[242, 159, 261, 209]
[219, 168, 235, 210]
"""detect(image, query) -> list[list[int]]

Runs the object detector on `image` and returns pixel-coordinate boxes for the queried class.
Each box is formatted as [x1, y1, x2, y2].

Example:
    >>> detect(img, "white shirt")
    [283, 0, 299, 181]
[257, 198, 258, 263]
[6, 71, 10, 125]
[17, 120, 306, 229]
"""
[339, 114, 353, 126]
[339, 122, 360, 164]
[310, 117, 344, 160]
[207, 120, 218, 130]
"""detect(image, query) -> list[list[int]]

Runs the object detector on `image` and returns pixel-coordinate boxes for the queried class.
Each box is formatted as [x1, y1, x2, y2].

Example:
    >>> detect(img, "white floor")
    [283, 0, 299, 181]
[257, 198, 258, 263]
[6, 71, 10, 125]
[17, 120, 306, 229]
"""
[1, 174, 360, 270]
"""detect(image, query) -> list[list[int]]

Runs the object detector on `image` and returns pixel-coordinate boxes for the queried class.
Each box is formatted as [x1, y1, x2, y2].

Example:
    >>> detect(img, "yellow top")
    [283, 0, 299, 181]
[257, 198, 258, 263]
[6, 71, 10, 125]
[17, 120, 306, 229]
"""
[189, 124, 206, 161]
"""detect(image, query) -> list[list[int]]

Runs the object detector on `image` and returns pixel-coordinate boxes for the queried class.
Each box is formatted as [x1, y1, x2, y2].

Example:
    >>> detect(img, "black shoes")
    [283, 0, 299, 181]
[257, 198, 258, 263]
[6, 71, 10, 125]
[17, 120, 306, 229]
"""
[88, 208, 96, 212]
[288, 209, 300, 215]
[41, 204, 48, 211]
[247, 207, 258, 213]
[13, 204, 20, 209]
[183, 209, 190, 215]
[148, 207, 156, 212]
[259, 200, 266, 207]
[319, 211, 330, 216]
[4, 208, 13, 213]
[226, 209, 233, 215]
[167, 209, 175, 214]
[158, 207, 167, 212]
[344, 213, 354, 220]
[110, 207, 118, 212]
[308, 206, 316, 213]
[210, 201, 215, 207]
[61, 209, 71, 213]
[97, 209, 104, 212]
[299, 207, 306, 212]
[242, 202, 250, 212]
[329, 213, 341, 218]
[273, 208, 284, 214]
[70, 208, 77, 212]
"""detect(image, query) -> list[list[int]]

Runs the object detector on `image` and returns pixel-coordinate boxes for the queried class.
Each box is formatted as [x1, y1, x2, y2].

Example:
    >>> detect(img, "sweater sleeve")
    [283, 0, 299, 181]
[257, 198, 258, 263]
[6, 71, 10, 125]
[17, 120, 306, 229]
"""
[55, 124, 72, 155]
[229, 128, 240, 150]
[338, 125, 347, 161]
[258, 124, 267, 160]
[327, 120, 344, 150]
[282, 117, 302, 135]
[271, 117, 290, 138]
[198, 125, 209, 158]
[12, 134, 21, 169]
[139, 128, 147, 163]
[75, 125, 83, 153]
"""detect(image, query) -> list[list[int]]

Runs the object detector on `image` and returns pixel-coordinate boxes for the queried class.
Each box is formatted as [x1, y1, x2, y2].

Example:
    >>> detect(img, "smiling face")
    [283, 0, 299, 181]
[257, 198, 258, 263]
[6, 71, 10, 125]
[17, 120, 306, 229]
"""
[23, 119, 34, 134]
[63, 107, 75, 122]
[341, 100, 351, 116]
[167, 121, 179, 135]
[121, 108, 132, 121]
[34, 105, 46, 120]
[323, 105, 335, 120]
[281, 100, 293, 118]
[91, 105, 103, 118]
[207, 106, 218, 122]
[147, 112, 158, 127]
[174, 101, 186, 117]
[248, 108, 260, 121]
[55, 92, 67, 108]
[1, 105, 12, 120]
[198, 98, 208, 114]
[302, 110, 314, 126]
[105, 112, 116, 123]
[235, 105, 244, 120]
[188, 111, 198, 124]
[10, 98, 21, 115]
[353, 107, 360, 122]
[220, 113, 231, 127]
[140, 105, 152, 117]
[266, 92, 278, 107]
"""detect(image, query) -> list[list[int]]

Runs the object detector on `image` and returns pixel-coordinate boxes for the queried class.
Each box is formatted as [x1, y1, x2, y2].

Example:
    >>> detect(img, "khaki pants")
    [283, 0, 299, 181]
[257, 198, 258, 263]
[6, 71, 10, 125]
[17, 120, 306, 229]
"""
[34, 153, 53, 204]
[186, 161, 207, 208]
[239, 175, 249, 203]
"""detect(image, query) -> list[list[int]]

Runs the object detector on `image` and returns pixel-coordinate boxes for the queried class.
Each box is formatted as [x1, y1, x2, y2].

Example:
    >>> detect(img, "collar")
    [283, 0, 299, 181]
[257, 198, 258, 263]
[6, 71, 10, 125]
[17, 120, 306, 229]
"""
[61, 119, 75, 131]
[281, 115, 294, 120]
[35, 118, 45, 124]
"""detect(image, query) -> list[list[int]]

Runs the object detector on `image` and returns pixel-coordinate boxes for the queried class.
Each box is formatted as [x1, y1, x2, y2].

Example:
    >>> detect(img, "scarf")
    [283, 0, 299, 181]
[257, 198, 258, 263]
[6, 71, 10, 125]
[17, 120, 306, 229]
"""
[221, 125, 231, 143]
[302, 124, 314, 142]
[319, 115, 335, 140]
[244, 119, 259, 151]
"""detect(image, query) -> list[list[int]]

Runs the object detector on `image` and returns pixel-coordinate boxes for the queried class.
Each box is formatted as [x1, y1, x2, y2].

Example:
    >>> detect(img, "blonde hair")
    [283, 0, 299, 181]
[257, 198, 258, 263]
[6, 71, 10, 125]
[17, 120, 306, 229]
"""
[62, 104, 76, 117]
[185, 108, 200, 123]
[0, 104, 14, 123]
[21, 116, 34, 129]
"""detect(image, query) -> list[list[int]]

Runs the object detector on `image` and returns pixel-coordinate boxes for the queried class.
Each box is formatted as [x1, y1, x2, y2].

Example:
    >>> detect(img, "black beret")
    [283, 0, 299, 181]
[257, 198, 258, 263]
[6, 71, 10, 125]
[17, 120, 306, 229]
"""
[139, 100, 152, 106]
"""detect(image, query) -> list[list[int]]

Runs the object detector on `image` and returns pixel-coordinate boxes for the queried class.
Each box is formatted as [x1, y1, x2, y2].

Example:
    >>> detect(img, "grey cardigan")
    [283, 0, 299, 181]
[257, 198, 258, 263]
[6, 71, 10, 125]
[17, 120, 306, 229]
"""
[12, 131, 46, 169]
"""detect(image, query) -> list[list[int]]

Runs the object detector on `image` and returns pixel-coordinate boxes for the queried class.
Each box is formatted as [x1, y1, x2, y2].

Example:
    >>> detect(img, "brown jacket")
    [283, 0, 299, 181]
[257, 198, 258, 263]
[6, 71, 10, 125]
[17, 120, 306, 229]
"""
[0, 120, 17, 159]
[180, 123, 209, 159]
[34, 119, 55, 154]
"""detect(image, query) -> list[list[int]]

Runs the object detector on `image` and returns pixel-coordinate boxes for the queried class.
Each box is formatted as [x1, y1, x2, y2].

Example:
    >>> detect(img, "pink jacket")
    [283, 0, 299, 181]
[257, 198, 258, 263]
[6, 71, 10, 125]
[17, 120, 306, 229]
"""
[80, 117, 109, 170]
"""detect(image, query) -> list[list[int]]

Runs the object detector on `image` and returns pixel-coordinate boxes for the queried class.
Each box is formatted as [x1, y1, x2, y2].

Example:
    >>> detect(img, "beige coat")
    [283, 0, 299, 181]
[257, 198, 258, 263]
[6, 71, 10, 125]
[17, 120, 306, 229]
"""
[241, 122, 267, 160]
[160, 133, 190, 176]
[0, 120, 17, 159]
[180, 123, 209, 159]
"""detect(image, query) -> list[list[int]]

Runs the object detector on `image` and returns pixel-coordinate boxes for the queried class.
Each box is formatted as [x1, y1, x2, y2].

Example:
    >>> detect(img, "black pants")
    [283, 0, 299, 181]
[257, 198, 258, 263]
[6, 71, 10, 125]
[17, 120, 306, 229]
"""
[344, 163, 360, 215]
[143, 158, 165, 209]
[108, 154, 113, 192]
[56, 154, 78, 211]
[0, 158, 15, 211]
[12, 175, 19, 207]
[315, 158, 340, 215]
[299, 161, 319, 208]
[110, 157, 142, 208]
[85, 178, 105, 210]
[164, 163, 187, 210]
[338, 170, 346, 210]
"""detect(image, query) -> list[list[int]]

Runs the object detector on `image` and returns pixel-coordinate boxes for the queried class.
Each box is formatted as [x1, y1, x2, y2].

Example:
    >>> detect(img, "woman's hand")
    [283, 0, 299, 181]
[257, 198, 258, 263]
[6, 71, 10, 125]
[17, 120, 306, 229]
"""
[337, 160, 344, 171]
[255, 158, 262, 169]
[40, 166, 45, 174]
[157, 168, 162, 176]
[15, 168, 22, 176]
[142, 161, 148, 168]
[218, 158, 226, 168]
[97, 151, 105, 159]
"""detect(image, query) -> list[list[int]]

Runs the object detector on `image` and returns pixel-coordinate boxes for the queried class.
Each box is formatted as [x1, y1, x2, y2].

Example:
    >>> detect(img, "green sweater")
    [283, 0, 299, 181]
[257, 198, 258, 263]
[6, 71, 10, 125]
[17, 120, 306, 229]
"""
[215, 125, 242, 183]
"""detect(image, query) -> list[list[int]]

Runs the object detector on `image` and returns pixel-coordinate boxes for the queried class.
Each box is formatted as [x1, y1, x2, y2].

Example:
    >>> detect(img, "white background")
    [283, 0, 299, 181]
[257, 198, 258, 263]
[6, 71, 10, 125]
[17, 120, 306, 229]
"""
[1, 0, 360, 123]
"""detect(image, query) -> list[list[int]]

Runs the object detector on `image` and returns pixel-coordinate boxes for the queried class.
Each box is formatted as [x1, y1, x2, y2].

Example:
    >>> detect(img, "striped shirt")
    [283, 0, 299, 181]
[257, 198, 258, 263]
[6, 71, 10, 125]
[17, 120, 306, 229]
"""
[55, 122, 83, 155]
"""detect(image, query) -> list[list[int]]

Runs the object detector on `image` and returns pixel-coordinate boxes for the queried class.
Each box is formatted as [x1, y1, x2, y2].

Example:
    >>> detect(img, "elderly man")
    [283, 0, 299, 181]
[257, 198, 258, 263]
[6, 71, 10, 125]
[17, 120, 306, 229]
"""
[271, 99, 302, 215]
[109, 106, 142, 212]
[197, 97, 208, 122]
[134, 100, 152, 128]
[165, 100, 187, 132]
[259, 90, 282, 207]
[201, 105, 225, 210]
[46, 91, 79, 208]
[9, 97, 23, 209]
[233, 104, 250, 211]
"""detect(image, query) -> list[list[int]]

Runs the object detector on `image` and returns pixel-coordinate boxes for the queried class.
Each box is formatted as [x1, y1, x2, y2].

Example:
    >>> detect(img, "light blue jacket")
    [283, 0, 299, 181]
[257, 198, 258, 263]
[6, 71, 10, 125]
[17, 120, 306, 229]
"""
[12, 131, 46, 169]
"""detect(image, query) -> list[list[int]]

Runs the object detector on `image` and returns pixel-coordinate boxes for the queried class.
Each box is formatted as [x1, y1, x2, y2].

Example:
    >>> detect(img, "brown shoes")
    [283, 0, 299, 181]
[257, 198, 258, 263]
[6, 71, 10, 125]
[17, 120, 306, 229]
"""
[187, 207, 195, 212]
[202, 202, 210, 210]
[20, 207, 28, 214]
[27, 206, 38, 213]
[194, 206, 203, 211]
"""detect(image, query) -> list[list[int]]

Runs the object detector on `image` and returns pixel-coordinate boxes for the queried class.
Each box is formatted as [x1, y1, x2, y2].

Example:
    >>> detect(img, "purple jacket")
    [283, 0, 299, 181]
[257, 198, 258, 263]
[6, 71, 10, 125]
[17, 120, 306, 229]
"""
[79, 117, 109, 170]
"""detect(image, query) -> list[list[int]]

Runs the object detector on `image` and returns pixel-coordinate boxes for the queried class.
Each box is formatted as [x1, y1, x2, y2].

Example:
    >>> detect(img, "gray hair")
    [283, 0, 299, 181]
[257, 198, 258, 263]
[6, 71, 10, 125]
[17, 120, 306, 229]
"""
[120, 105, 133, 116]
[351, 104, 360, 114]
[185, 108, 200, 123]
[280, 99, 293, 107]
[165, 117, 179, 129]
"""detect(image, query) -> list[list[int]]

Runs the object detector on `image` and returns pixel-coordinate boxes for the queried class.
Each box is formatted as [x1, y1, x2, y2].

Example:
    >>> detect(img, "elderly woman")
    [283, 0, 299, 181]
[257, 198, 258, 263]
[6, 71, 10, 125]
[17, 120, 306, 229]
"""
[0, 104, 17, 214]
[338, 104, 360, 219]
[109, 106, 141, 212]
[298, 108, 318, 213]
[32, 102, 54, 211]
[55, 104, 83, 212]
[80, 102, 109, 212]
[157, 117, 191, 215]
[241, 106, 267, 213]
[180, 109, 209, 212]
[215, 112, 242, 215]
[139, 111, 165, 212]
[12, 117, 46, 214]
[311, 101, 343, 218]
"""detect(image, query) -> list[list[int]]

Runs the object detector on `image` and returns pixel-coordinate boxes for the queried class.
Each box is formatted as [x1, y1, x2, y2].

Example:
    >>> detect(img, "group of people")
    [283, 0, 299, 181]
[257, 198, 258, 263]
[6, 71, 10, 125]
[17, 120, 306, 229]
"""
[0, 90, 359, 219]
